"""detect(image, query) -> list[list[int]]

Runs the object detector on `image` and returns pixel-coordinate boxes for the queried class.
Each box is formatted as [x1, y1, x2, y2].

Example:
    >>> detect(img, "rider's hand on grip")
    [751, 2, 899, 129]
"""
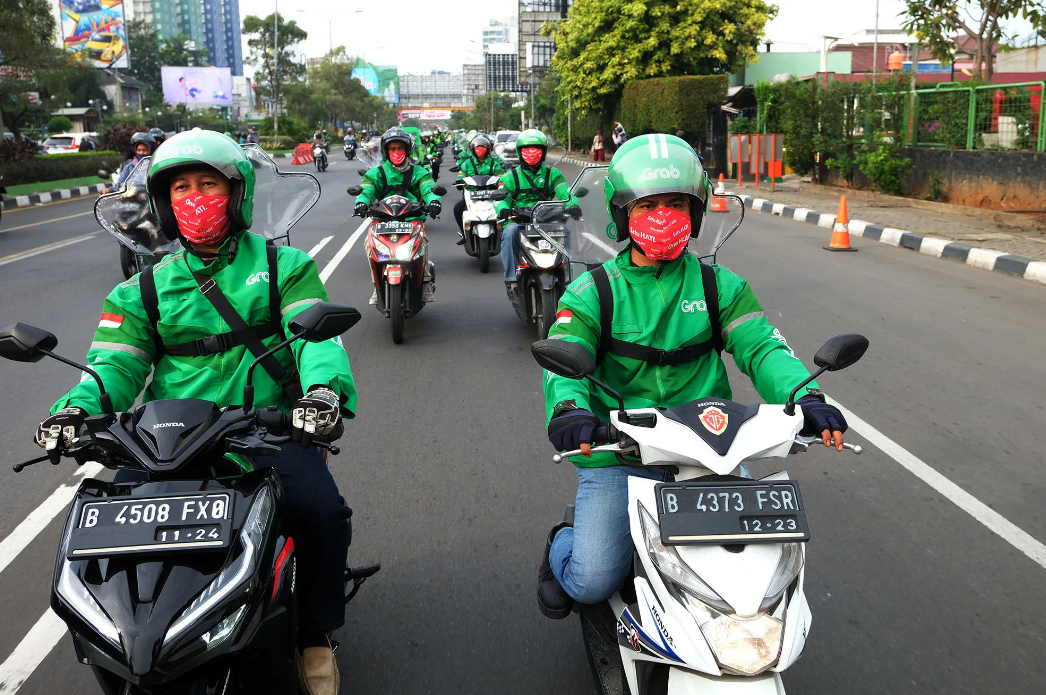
[497, 207, 511, 220]
[566, 204, 583, 220]
[548, 408, 601, 458]
[35, 407, 88, 460]
[291, 386, 340, 448]
[798, 395, 848, 451]
[427, 201, 442, 219]
[353, 202, 368, 217]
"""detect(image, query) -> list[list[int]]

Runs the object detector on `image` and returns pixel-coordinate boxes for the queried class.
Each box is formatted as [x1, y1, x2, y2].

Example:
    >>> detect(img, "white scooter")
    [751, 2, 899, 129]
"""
[452, 173, 503, 273]
[531, 333, 868, 694]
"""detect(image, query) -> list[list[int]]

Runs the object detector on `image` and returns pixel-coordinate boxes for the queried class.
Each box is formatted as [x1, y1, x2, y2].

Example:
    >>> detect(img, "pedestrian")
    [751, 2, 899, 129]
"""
[615, 122, 627, 145]
[592, 130, 605, 162]
[78, 136, 95, 152]
[247, 126, 260, 144]
[238, 132, 248, 145]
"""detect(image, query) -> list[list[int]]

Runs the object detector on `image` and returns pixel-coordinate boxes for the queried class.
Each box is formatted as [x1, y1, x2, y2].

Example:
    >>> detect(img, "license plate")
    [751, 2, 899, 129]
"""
[376, 221, 412, 234]
[470, 191, 494, 200]
[655, 481, 809, 544]
[67, 493, 233, 558]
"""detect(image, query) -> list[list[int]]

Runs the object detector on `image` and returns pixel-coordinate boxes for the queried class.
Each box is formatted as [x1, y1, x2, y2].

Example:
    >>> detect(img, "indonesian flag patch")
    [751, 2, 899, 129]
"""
[98, 312, 124, 329]
[555, 310, 573, 325]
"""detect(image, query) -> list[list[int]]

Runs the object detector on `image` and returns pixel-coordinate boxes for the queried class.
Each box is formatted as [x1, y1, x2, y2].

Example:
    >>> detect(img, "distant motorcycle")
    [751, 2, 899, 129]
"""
[313, 144, 329, 172]
[504, 203, 571, 339]
[344, 140, 357, 160]
[452, 173, 504, 274]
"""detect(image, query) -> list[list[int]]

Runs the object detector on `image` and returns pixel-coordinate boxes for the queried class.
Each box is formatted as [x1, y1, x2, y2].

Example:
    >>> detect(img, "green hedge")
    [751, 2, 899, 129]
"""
[0, 151, 120, 187]
[622, 75, 729, 136]
[260, 136, 298, 151]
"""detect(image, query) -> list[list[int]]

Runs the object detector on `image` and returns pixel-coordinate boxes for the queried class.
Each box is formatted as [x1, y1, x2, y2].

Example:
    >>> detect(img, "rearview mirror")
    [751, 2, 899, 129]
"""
[98, 169, 110, 179]
[288, 302, 362, 342]
[0, 323, 58, 363]
[813, 334, 869, 371]
[449, 166, 461, 172]
[357, 168, 368, 176]
[432, 184, 447, 196]
[531, 339, 595, 380]
[574, 186, 589, 199]
[346, 185, 363, 196]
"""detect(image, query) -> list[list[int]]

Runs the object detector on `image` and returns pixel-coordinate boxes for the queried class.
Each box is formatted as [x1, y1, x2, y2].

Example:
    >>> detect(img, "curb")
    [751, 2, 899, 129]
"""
[1, 183, 108, 211]
[731, 191, 1046, 287]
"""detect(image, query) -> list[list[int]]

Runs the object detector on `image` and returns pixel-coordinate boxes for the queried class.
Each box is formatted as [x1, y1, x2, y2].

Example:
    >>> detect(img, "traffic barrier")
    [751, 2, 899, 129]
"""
[709, 173, 728, 212]
[290, 143, 315, 166]
[824, 196, 857, 252]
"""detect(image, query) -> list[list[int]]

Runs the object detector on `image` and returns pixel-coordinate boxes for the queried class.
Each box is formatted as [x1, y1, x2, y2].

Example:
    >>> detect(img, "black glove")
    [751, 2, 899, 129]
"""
[498, 207, 511, 220]
[566, 204, 583, 220]
[798, 395, 847, 437]
[291, 386, 340, 447]
[36, 407, 88, 458]
[548, 408, 601, 453]
[427, 201, 442, 218]
[353, 202, 368, 217]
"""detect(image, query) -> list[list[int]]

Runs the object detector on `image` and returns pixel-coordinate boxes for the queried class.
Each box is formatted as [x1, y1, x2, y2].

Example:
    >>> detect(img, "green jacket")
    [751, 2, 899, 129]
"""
[544, 249, 819, 468]
[52, 231, 357, 419]
[458, 153, 504, 178]
[357, 160, 441, 220]
[494, 164, 577, 215]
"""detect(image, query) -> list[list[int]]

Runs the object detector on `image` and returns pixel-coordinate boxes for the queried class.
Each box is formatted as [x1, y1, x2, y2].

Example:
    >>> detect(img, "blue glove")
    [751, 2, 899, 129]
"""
[798, 395, 847, 437]
[548, 409, 601, 452]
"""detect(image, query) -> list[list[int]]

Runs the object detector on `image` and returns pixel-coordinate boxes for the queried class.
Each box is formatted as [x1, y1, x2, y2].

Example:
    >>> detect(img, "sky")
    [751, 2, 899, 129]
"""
[235, 0, 1037, 80]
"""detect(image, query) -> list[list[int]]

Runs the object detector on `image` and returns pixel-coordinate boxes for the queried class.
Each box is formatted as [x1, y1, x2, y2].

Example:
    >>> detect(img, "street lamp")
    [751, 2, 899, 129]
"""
[820, 36, 842, 74]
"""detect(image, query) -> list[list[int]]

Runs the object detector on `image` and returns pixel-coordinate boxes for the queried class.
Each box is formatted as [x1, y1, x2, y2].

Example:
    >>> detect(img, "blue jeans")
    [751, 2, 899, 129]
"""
[549, 465, 672, 604]
[501, 222, 520, 283]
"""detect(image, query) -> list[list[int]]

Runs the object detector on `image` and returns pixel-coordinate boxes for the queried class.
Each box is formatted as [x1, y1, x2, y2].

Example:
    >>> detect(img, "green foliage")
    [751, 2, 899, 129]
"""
[243, 12, 308, 129]
[259, 136, 296, 151]
[922, 169, 945, 200]
[855, 143, 912, 195]
[257, 116, 311, 144]
[0, 136, 41, 164]
[918, 88, 971, 149]
[728, 115, 754, 134]
[280, 48, 397, 134]
[621, 75, 729, 135]
[547, 0, 776, 113]
[0, 151, 119, 186]
[403, 118, 422, 128]
[47, 116, 73, 134]
[461, 92, 527, 132]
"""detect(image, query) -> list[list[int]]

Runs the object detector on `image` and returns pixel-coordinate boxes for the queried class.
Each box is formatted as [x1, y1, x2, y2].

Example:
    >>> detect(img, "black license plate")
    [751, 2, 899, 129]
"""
[656, 481, 809, 545]
[376, 221, 412, 234]
[68, 492, 233, 558]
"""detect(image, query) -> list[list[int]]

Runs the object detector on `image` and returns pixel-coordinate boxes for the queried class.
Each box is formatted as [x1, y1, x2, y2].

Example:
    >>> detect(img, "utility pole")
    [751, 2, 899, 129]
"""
[567, 95, 572, 152]
[273, 0, 279, 136]
[113, 66, 124, 114]
[872, 0, 880, 85]
[530, 69, 535, 128]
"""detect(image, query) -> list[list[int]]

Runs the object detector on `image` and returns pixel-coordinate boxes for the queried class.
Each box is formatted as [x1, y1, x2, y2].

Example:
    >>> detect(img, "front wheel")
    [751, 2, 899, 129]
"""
[478, 236, 490, 273]
[388, 282, 404, 344]
[119, 245, 137, 280]
[536, 286, 559, 339]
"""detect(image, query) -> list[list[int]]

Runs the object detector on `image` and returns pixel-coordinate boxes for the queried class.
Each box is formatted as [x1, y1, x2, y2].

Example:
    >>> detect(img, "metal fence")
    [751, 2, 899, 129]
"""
[910, 82, 1046, 151]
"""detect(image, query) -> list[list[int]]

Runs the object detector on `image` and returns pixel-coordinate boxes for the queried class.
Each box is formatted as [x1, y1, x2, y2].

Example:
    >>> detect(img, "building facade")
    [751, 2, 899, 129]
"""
[399, 71, 467, 108]
[518, 0, 568, 89]
[482, 17, 518, 52]
[462, 63, 485, 104]
[130, 0, 243, 76]
[485, 43, 519, 92]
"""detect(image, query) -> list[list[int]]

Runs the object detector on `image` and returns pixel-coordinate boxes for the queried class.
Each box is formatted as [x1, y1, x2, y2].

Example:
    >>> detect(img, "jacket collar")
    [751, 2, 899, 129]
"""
[612, 246, 687, 284]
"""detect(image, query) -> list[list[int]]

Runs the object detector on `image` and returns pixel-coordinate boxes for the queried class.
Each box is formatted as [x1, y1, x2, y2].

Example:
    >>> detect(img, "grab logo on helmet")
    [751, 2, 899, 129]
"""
[641, 165, 681, 181]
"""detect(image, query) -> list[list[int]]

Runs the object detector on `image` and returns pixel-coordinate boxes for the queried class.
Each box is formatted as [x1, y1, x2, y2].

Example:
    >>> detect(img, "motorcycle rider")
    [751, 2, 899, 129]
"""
[452, 133, 504, 244]
[353, 126, 442, 305]
[149, 126, 166, 148]
[35, 130, 356, 695]
[104, 131, 156, 193]
[536, 133, 850, 619]
[493, 129, 579, 309]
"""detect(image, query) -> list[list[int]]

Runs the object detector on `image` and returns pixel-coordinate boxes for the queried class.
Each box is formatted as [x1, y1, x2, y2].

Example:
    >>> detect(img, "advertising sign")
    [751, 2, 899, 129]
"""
[231, 76, 252, 108]
[351, 60, 399, 105]
[397, 109, 452, 121]
[60, 0, 130, 68]
[161, 66, 234, 106]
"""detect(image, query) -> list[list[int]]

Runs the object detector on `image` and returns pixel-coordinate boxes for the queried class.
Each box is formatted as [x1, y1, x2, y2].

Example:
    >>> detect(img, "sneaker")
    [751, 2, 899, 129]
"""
[537, 522, 574, 619]
[297, 640, 339, 695]
[422, 283, 436, 303]
[455, 234, 466, 246]
[505, 282, 521, 311]
[368, 289, 377, 305]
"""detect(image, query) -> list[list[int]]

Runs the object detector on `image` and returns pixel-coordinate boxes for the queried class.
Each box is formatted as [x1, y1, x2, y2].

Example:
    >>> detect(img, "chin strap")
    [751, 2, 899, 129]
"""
[178, 234, 240, 264]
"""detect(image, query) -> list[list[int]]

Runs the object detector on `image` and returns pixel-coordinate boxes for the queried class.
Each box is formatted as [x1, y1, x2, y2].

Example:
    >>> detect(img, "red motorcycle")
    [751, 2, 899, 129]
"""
[348, 191, 436, 344]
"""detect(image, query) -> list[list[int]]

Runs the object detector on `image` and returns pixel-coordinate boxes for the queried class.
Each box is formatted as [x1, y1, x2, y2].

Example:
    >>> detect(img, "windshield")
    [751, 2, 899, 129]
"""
[44, 137, 73, 147]
[94, 144, 321, 256]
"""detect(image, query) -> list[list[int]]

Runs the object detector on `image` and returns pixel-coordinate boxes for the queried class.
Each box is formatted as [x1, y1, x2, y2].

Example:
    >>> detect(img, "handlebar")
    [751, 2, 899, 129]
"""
[792, 436, 862, 454]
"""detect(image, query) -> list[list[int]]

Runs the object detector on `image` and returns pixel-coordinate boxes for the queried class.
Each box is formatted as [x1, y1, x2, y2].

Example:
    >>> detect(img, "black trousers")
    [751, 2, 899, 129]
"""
[114, 443, 352, 635]
[453, 196, 467, 232]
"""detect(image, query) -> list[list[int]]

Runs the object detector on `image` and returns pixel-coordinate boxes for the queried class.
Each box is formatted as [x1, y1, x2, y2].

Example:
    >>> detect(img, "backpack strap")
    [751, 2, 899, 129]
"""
[589, 261, 723, 368]
[139, 264, 163, 357]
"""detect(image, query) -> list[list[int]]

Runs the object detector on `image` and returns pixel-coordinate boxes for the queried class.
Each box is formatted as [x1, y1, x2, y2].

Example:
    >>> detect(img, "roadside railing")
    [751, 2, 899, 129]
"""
[909, 81, 1046, 151]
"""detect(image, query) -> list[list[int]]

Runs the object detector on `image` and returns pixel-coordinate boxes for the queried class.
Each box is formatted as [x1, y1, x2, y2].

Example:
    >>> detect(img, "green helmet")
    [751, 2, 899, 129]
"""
[604, 133, 709, 242]
[515, 129, 548, 161]
[147, 129, 256, 241]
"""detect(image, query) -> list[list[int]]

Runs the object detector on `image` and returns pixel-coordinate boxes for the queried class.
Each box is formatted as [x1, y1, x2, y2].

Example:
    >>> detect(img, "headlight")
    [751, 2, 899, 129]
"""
[371, 238, 391, 258]
[530, 251, 558, 268]
[395, 238, 418, 261]
[761, 543, 802, 611]
[163, 486, 272, 646]
[200, 604, 248, 649]
[638, 503, 731, 612]
[684, 596, 783, 675]
[57, 561, 122, 651]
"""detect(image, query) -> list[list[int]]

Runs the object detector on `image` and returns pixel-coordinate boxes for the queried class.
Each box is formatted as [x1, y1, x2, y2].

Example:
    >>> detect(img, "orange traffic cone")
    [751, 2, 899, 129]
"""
[709, 173, 728, 212]
[824, 196, 856, 252]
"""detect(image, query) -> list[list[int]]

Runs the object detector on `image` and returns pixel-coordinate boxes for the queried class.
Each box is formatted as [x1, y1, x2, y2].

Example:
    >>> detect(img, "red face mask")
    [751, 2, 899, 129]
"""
[473, 146, 488, 159]
[627, 206, 692, 261]
[388, 150, 407, 165]
[171, 193, 232, 245]
[520, 147, 543, 166]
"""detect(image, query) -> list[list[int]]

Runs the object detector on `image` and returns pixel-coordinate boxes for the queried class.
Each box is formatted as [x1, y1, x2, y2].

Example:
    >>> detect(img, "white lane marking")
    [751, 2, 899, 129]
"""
[319, 219, 369, 284]
[0, 463, 103, 576]
[582, 231, 619, 257]
[0, 211, 93, 234]
[306, 235, 334, 258]
[830, 397, 1046, 571]
[0, 609, 68, 694]
[0, 234, 96, 268]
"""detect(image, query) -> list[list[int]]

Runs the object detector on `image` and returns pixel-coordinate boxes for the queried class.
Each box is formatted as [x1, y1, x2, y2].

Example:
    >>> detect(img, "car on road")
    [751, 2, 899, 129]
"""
[84, 32, 125, 63]
[42, 132, 96, 154]
[495, 130, 520, 165]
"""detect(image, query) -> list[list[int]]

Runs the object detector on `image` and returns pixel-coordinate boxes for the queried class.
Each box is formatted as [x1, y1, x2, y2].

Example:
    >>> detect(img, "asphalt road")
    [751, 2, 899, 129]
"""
[0, 149, 1044, 694]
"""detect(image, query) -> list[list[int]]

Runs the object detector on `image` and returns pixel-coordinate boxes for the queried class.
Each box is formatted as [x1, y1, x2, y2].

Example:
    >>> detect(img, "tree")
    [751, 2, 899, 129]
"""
[160, 34, 211, 69]
[47, 115, 73, 133]
[242, 13, 308, 135]
[125, 19, 163, 94]
[0, 0, 68, 136]
[546, 0, 777, 113]
[902, 1, 1046, 80]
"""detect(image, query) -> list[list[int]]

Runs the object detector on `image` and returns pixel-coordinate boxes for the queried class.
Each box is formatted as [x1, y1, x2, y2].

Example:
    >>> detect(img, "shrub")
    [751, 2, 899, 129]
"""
[855, 143, 911, 195]
[0, 136, 42, 165]
[257, 117, 312, 146]
[0, 151, 120, 187]
[622, 75, 729, 135]
[47, 116, 74, 134]
[259, 136, 296, 151]
[99, 123, 150, 158]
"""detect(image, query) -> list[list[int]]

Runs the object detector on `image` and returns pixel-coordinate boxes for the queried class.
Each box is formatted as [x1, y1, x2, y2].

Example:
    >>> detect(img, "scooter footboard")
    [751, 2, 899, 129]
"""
[666, 670, 785, 695]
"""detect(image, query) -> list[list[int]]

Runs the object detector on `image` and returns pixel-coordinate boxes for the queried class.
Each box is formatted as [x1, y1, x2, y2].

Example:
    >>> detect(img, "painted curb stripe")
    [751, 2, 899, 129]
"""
[994, 255, 1033, 276]
[1, 183, 106, 211]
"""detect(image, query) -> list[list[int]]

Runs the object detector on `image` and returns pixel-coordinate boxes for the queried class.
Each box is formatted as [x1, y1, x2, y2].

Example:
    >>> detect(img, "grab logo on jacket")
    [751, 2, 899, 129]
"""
[246, 271, 270, 286]
[681, 298, 707, 313]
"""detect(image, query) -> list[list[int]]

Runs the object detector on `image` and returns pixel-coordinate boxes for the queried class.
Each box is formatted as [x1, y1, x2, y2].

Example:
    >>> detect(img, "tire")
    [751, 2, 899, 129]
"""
[536, 286, 558, 339]
[478, 236, 490, 273]
[388, 282, 404, 344]
[119, 245, 137, 280]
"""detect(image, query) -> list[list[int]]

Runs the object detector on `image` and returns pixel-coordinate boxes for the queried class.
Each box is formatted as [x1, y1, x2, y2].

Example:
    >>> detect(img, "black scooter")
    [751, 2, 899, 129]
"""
[344, 141, 357, 160]
[505, 203, 572, 339]
[0, 302, 379, 695]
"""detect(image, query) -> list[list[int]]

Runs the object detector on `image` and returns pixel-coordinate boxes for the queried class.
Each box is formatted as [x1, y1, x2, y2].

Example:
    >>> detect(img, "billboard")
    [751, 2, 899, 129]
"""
[60, 0, 130, 68]
[161, 66, 234, 106]
[352, 60, 399, 105]
[398, 109, 452, 121]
